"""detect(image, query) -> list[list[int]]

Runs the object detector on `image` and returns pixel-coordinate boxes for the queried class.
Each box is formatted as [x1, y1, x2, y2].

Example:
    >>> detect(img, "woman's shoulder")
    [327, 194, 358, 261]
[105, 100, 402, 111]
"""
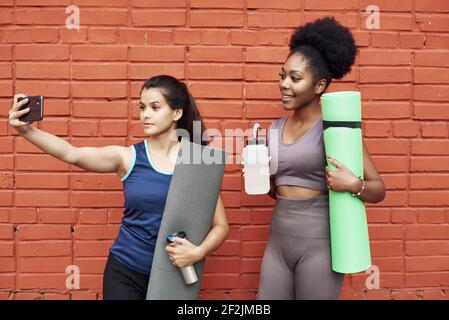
[269, 117, 287, 130]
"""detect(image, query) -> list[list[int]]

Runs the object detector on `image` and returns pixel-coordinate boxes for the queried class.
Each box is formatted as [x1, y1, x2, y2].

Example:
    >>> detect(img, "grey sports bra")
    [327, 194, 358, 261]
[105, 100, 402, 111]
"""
[268, 117, 328, 192]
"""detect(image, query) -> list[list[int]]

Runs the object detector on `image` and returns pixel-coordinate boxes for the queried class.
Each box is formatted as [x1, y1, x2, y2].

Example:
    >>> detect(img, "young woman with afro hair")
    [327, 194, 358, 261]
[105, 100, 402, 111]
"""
[257, 16, 386, 300]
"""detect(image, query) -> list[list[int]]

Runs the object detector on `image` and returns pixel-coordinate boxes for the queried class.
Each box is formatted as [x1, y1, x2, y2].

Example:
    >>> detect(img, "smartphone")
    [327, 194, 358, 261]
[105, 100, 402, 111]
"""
[18, 96, 44, 123]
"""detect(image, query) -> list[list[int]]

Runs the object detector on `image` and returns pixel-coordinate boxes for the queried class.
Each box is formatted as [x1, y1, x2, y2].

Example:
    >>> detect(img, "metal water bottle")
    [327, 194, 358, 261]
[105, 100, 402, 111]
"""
[167, 231, 198, 285]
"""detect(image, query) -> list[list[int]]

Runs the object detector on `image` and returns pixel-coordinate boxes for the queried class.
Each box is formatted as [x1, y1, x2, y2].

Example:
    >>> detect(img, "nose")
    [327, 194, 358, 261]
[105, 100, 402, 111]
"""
[279, 77, 290, 90]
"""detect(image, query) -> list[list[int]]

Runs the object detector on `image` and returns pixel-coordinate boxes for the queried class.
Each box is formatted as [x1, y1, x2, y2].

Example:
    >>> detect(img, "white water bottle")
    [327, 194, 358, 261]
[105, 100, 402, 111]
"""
[243, 123, 270, 195]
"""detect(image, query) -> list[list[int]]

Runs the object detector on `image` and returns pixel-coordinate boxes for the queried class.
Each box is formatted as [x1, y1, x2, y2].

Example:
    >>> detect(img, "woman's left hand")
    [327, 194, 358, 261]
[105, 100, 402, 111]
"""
[165, 237, 205, 268]
[325, 156, 361, 193]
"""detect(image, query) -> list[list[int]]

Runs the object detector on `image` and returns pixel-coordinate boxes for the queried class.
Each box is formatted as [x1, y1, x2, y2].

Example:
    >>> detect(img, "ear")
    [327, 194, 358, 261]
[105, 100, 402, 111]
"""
[173, 108, 183, 122]
[315, 79, 327, 95]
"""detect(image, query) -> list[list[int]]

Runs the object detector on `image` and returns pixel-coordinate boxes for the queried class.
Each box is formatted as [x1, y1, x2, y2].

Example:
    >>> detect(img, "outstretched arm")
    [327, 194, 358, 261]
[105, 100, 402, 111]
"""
[9, 94, 128, 176]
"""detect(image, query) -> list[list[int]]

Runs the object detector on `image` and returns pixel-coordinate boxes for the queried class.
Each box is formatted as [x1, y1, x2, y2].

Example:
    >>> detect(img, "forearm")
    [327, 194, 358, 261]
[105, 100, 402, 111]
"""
[197, 223, 229, 259]
[17, 126, 75, 164]
[351, 178, 386, 203]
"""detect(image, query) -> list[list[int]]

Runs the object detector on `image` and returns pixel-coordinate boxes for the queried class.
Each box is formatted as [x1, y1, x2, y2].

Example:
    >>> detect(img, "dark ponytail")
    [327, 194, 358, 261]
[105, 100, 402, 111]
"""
[141, 75, 209, 146]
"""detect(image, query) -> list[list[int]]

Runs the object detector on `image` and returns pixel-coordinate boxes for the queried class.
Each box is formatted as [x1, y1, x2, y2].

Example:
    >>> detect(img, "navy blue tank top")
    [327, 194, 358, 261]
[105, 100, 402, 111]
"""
[110, 140, 173, 275]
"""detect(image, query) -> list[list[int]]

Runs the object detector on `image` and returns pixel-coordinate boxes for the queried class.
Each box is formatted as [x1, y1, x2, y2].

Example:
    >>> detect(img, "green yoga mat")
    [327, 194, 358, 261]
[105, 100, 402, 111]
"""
[321, 91, 371, 274]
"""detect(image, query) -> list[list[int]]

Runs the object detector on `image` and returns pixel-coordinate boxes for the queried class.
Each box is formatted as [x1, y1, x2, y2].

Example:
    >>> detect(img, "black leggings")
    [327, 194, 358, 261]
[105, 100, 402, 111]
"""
[103, 253, 150, 300]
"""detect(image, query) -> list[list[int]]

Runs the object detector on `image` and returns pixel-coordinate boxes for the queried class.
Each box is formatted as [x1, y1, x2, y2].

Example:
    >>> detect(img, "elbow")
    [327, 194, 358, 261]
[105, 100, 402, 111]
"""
[65, 146, 80, 165]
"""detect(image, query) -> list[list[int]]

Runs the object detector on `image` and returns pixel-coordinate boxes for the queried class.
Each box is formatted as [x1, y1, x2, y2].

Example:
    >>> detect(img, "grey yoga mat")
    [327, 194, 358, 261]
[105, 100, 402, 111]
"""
[146, 138, 228, 300]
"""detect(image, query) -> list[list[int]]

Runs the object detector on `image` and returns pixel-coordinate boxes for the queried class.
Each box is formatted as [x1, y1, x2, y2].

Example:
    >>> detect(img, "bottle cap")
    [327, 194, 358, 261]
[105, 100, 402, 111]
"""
[167, 231, 187, 243]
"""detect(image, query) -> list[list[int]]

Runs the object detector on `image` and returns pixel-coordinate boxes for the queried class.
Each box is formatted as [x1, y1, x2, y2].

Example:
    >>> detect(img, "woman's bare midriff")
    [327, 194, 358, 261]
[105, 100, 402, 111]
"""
[276, 185, 327, 200]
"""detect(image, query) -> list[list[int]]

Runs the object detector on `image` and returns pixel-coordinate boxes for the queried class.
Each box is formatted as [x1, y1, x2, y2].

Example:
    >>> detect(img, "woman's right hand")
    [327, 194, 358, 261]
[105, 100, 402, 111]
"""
[9, 94, 32, 133]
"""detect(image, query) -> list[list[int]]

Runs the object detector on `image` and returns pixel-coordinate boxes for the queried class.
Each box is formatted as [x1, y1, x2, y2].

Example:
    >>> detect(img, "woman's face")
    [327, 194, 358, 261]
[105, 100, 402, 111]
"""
[139, 88, 182, 137]
[279, 52, 321, 111]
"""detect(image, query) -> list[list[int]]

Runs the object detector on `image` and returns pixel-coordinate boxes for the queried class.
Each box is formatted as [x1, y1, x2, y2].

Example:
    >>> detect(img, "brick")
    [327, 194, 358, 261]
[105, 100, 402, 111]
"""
[16, 154, 70, 171]
[17, 241, 72, 257]
[132, 10, 185, 26]
[360, 0, 413, 11]
[15, 9, 65, 25]
[229, 31, 257, 46]
[74, 225, 120, 240]
[0, 46, 12, 61]
[245, 47, 288, 63]
[416, 0, 449, 12]
[10, 208, 37, 224]
[15, 81, 69, 98]
[390, 208, 417, 224]
[189, 82, 242, 99]
[72, 63, 127, 80]
[241, 241, 267, 257]
[17, 225, 71, 240]
[189, 46, 242, 62]
[393, 121, 420, 138]
[421, 122, 448, 138]
[359, 85, 411, 100]
[129, 46, 184, 62]
[410, 156, 449, 172]
[39, 208, 76, 224]
[87, 28, 117, 43]
[60, 28, 88, 44]
[118, 29, 146, 45]
[411, 140, 449, 155]
[129, 63, 184, 80]
[17, 274, 68, 290]
[201, 30, 228, 45]
[173, 29, 201, 45]
[71, 191, 124, 208]
[406, 257, 449, 272]
[204, 257, 240, 273]
[0, 242, 14, 256]
[415, 85, 449, 101]
[360, 67, 412, 83]
[245, 83, 281, 100]
[399, 33, 425, 48]
[72, 82, 127, 98]
[411, 174, 449, 190]
[201, 274, 240, 290]
[408, 191, 449, 206]
[72, 46, 127, 61]
[74, 240, 113, 257]
[190, 11, 244, 27]
[248, 12, 303, 28]
[417, 14, 449, 32]
[196, 101, 243, 119]
[406, 225, 449, 240]
[14, 191, 69, 207]
[358, 49, 411, 66]
[71, 174, 121, 190]
[414, 103, 449, 120]
[73, 101, 128, 118]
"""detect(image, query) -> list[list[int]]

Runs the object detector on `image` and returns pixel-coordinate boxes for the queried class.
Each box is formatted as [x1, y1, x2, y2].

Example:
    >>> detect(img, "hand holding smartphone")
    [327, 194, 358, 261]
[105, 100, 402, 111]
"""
[18, 95, 44, 123]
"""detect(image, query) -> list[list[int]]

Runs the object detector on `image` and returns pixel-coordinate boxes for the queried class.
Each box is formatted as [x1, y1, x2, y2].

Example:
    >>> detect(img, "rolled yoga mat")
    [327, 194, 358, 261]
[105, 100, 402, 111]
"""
[321, 91, 371, 274]
[146, 138, 228, 300]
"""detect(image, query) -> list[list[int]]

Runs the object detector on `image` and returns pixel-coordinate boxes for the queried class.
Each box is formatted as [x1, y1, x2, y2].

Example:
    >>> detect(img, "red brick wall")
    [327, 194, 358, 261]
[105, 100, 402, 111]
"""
[1, 1, 449, 300]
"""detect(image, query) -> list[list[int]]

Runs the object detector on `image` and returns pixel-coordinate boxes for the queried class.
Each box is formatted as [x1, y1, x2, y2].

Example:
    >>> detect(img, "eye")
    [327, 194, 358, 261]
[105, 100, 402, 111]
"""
[138, 104, 145, 110]
[291, 77, 301, 82]
[152, 105, 160, 111]
[279, 72, 286, 80]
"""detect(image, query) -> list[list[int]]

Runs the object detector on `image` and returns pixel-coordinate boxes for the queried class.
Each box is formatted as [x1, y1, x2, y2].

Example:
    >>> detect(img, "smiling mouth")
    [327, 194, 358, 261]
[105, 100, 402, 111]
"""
[282, 94, 295, 102]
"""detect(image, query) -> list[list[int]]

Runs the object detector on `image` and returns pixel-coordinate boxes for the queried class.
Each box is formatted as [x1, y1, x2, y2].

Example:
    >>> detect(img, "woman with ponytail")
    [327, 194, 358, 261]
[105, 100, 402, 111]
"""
[8, 75, 228, 300]
[257, 17, 386, 299]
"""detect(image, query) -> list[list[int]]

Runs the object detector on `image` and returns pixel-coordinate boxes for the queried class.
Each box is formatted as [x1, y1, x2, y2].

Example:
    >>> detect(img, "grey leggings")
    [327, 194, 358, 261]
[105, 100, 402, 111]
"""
[258, 194, 344, 300]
